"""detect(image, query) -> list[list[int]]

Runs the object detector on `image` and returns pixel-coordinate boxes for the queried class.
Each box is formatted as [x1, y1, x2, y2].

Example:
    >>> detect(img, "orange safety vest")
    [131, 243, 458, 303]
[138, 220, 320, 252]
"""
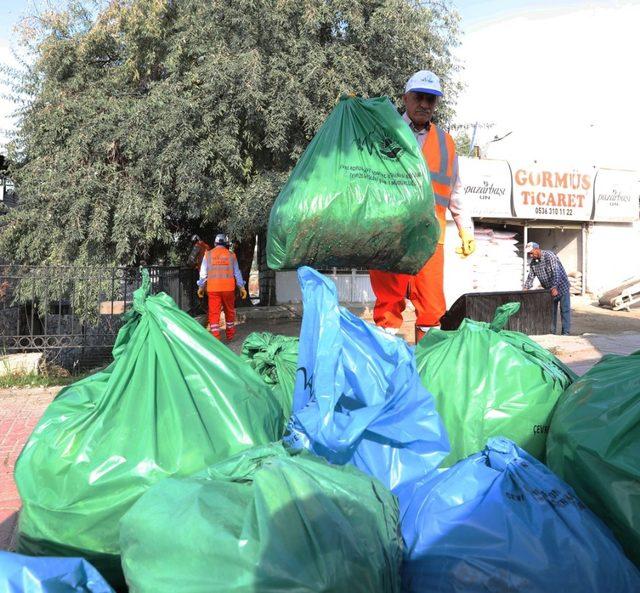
[206, 246, 236, 292]
[422, 124, 458, 244]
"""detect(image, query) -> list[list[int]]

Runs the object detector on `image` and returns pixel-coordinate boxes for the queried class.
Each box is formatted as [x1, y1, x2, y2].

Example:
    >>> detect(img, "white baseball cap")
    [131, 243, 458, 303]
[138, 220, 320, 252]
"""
[405, 70, 443, 97]
[525, 242, 540, 253]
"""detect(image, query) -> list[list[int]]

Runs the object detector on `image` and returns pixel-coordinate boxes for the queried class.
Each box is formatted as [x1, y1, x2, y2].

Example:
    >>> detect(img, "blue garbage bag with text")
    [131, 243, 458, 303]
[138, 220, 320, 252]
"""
[0, 551, 114, 593]
[284, 266, 449, 500]
[401, 437, 640, 593]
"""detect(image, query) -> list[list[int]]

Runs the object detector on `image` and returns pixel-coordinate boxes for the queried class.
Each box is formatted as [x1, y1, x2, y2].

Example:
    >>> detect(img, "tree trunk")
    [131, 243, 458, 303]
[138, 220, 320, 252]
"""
[258, 230, 276, 306]
[234, 234, 256, 307]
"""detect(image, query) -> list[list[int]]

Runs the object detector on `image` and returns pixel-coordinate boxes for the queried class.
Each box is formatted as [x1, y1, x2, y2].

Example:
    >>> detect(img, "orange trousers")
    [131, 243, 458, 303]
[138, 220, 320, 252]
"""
[207, 290, 236, 339]
[369, 244, 445, 329]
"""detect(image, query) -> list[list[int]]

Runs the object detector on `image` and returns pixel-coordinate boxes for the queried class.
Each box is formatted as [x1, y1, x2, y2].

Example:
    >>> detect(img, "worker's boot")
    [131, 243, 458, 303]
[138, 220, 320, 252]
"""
[225, 322, 236, 342]
[210, 324, 221, 340]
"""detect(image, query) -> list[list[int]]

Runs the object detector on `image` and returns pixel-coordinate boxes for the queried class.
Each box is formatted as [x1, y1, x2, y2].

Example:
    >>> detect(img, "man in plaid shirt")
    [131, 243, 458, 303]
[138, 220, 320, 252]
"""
[524, 242, 571, 335]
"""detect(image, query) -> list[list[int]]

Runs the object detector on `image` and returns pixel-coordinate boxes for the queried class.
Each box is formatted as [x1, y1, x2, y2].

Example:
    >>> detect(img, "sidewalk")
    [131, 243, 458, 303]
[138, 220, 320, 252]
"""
[531, 332, 640, 375]
[0, 388, 59, 549]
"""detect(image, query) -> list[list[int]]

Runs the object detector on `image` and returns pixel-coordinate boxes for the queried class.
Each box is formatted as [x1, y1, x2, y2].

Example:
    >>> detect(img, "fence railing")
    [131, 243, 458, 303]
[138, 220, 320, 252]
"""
[0, 265, 200, 370]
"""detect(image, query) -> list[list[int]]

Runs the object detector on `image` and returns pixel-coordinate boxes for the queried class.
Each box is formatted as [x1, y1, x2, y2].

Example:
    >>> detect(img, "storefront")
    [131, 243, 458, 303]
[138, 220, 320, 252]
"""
[443, 159, 640, 305]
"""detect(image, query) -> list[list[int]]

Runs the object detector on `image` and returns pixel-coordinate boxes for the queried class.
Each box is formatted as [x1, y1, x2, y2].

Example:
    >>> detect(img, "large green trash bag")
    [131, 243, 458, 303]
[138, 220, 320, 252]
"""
[547, 350, 640, 566]
[267, 96, 439, 274]
[15, 271, 284, 591]
[241, 332, 299, 423]
[120, 443, 403, 593]
[415, 303, 576, 467]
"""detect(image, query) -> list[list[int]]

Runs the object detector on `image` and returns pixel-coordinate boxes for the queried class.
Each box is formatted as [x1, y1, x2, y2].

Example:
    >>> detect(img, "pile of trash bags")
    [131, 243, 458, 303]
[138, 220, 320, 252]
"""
[120, 443, 402, 593]
[0, 551, 114, 593]
[415, 302, 576, 466]
[401, 437, 640, 593]
[547, 350, 640, 566]
[11, 268, 640, 593]
[241, 331, 299, 423]
[15, 271, 284, 589]
[267, 96, 439, 274]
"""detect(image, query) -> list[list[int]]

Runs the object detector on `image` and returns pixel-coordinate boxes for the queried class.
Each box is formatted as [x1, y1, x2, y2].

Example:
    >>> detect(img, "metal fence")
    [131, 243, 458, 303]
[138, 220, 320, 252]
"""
[0, 265, 200, 371]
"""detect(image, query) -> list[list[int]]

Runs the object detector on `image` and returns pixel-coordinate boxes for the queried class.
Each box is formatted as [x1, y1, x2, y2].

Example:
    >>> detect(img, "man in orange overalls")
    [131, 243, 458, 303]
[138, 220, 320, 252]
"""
[197, 234, 247, 341]
[369, 70, 475, 343]
[187, 234, 211, 270]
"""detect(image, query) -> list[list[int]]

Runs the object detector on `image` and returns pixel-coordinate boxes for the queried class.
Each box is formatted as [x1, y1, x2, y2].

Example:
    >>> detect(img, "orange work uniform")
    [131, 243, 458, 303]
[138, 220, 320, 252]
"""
[188, 240, 211, 270]
[205, 246, 239, 340]
[369, 123, 458, 331]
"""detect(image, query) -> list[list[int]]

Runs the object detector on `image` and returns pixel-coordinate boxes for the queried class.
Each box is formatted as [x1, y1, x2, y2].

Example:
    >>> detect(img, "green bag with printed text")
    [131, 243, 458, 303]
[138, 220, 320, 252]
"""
[267, 96, 438, 273]
[415, 303, 577, 467]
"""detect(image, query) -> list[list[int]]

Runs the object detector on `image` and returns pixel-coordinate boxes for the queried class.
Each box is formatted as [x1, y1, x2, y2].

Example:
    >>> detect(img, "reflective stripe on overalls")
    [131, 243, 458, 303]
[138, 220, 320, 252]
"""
[422, 125, 457, 244]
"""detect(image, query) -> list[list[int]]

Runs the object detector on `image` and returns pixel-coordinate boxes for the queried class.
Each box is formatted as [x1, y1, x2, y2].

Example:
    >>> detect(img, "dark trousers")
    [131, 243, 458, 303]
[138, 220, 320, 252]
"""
[552, 292, 571, 335]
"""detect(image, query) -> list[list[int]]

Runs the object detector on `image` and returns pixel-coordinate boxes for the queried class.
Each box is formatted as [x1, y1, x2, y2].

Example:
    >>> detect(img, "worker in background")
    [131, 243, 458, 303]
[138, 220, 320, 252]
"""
[187, 234, 211, 269]
[524, 242, 571, 335]
[369, 70, 475, 343]
[197, 234, 248, 341]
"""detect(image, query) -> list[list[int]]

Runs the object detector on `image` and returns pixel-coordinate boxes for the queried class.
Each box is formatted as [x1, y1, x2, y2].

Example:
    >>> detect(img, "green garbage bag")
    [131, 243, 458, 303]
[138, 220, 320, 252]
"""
[241, 332, 299, 423]
[267, 96, 439, 274]
[415, 303, 576, 467]
[15, 271, 284, 591]
[120, 443, 402, 593]
[547, 350, 640, 566]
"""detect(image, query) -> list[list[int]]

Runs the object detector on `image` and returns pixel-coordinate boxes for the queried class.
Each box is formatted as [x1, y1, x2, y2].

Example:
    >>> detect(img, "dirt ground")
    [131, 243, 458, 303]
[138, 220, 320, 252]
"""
[570, 298, 640, 334]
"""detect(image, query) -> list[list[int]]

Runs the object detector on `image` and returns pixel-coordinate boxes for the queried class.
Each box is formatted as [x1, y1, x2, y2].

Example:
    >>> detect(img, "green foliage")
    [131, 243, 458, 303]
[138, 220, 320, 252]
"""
[453, 131, 472, 157]
[0, 370, 83, 389]
[2, 0, 462, 267]
[9, 264, 132, 324]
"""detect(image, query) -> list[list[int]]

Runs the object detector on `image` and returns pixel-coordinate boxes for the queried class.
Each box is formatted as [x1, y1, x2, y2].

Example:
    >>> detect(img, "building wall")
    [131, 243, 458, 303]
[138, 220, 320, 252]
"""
[443, 220, 474, 307]
[275, 270, 376, 304]
[526, 227, 583, 276]
[586, 221, 640, 295]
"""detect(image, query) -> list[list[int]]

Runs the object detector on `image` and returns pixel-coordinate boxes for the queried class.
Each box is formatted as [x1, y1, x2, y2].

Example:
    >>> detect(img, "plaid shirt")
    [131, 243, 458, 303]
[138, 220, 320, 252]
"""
[524, 250, 570, 296]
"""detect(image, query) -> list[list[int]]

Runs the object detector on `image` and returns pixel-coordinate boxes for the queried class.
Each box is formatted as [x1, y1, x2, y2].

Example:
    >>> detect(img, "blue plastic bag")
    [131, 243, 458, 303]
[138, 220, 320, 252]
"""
[0, 551, 114, 592]
[284, 266, 449, 497]
[401, 437, 640, 593]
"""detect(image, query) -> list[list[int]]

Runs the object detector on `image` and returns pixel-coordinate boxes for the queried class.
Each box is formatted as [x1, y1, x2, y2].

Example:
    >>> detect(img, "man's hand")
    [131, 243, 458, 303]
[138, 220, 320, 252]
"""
[455, 229, 476, 257]
[197, 287, 204, 299]
[550, 287, 559, 298]
[240, 287, 248, 300]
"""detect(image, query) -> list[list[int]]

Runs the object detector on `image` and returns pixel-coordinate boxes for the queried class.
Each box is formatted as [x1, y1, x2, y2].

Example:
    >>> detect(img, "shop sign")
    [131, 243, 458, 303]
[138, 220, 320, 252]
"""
[592, 169, 639, 222]
[457, 157, 513, 218]
[511, 164, 594, 220]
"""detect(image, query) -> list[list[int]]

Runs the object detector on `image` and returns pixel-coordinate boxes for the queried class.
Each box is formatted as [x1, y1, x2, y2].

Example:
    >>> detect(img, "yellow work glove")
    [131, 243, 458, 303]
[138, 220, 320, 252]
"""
[197, 287, 204, 299]
[240, 287, 248, 300]
[455, 229, 476, 257]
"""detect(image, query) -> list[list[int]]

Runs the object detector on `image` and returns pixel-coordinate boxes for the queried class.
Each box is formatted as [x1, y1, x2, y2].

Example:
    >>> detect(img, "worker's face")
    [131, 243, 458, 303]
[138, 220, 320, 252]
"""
[529, 248, 541, 260]
[403, 91, 438, 128]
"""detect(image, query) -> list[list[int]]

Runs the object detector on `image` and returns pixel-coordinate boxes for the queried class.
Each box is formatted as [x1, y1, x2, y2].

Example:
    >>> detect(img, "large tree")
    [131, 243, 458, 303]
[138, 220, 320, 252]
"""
[2, 0, 461, 293]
